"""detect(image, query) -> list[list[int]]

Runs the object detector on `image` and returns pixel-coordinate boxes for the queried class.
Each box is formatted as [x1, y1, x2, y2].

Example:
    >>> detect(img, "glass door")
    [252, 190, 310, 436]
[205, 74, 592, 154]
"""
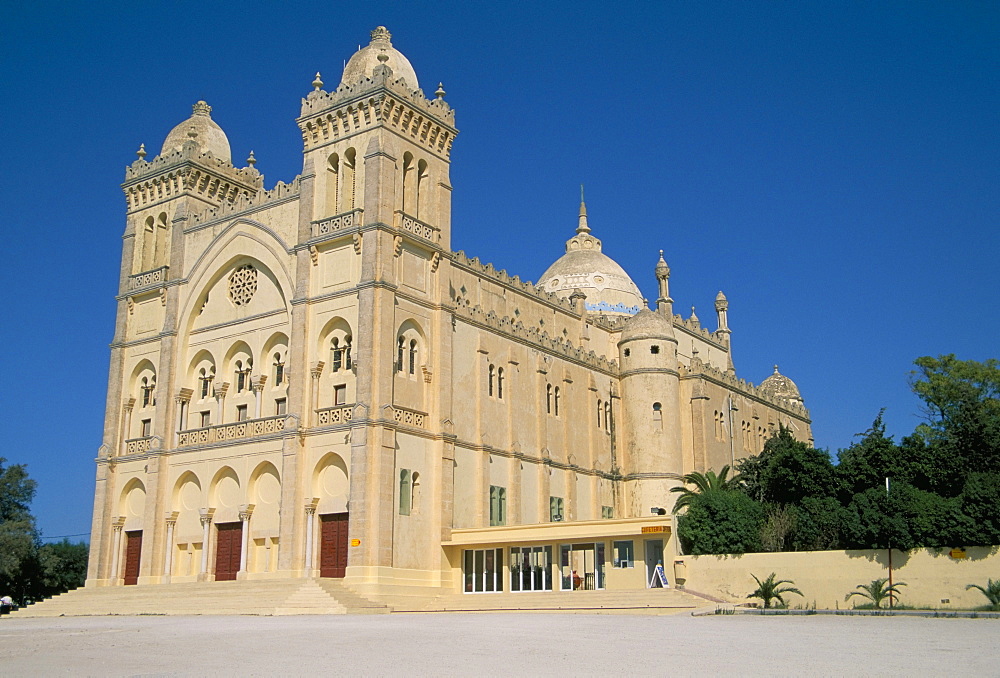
[463, 548, 504, 593]
[510, 546, 552, 592]
[559, 543, 606, 591]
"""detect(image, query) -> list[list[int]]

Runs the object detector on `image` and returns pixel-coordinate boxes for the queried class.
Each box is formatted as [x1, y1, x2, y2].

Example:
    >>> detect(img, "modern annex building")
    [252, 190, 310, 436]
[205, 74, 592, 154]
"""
[88, 27, 811, 597]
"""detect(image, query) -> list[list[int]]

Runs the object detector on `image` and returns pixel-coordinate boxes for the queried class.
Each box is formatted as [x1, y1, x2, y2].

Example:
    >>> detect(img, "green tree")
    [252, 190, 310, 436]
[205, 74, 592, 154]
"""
[677, 491, 764, 555]
[845, 577, 906, 609]
[739, 426, 839, 506]
[670, 466, 741, 514]
[958, 473, 1000, 545]
[790, 496, 852, 551]
[965, 579, 1000, 611]
[837, 412, 907, 497]
[32, 540, 89, 600]
[0, 457, 39, 603]
[747, 572, 803, 609]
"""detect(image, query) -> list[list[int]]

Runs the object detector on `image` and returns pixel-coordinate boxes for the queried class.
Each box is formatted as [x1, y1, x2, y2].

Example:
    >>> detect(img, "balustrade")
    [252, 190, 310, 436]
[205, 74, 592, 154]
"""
[128, 266, 169, 290]
[177, 415, 286, 447]
[311, 209, 362, 239]
[315, 404, 354, 426]
[124, 437, 152, 455]
[392, 406, 426, 428]
[394, 211, 438, 242]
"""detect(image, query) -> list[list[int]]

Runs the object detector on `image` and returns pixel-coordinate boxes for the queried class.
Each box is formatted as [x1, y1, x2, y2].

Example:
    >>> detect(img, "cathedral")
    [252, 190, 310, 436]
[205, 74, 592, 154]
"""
[88, 27, 811, 596]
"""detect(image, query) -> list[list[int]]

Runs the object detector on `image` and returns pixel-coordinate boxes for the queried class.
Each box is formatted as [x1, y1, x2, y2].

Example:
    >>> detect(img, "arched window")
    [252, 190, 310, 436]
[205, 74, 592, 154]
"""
[497, 367, 504, 400]
[416, 158, 428, 219]
[653, 401, 662, 423]
[344, 335, 352, 370]
[273, 353, 285, 386]
[341, 148, 356, 212]
[140, 376, 155, 408]
[199, 367, 214, 399]
[546, 384, 552, 414]
[605, 402, 611, 432]
[411, 472, 420, 514]
[408, 339, 417, 375]
[332, 338, 342, 372]
[488, 364, 495, 397]
[554, 387, 560, 416]
[397, 336, 405, 373]
[399, 469, 412, 516]
[597, 399, 602, 428]
[326, 153, 340, 216]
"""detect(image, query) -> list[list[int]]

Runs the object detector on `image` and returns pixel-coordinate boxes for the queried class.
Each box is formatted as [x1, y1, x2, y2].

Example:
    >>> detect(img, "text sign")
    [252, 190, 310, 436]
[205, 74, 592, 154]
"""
[642, 525, 667, 534]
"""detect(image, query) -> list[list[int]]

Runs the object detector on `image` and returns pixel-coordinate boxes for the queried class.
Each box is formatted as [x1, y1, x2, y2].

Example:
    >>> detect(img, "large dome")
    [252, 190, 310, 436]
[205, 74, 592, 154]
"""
[160, 101, 231, 163]
[341, 26, 419, 90]
[537, 202, 644, 315]
[759, 365, 804, 405]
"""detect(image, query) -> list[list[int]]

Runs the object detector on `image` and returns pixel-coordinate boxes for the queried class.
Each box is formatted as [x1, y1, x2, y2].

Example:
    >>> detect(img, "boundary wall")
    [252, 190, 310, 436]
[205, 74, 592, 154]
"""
[677, 546, 999, 610]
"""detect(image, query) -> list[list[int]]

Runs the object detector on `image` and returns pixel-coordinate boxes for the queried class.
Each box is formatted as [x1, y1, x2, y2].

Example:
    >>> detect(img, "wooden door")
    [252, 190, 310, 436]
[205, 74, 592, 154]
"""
[123, 530, 142, 586]
[214, 522, 243, 581]
[319, 512, 349, 578]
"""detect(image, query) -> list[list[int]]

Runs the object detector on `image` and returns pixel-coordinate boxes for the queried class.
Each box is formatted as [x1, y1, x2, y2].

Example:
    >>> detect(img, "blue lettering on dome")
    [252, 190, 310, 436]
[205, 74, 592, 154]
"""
[585, 301, 640, 315]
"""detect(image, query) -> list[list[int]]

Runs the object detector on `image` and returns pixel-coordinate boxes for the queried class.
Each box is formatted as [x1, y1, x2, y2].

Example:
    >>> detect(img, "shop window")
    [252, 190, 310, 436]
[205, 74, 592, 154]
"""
[489, 485, 507, 526]
[463, 548, 503, 593]
[613, 540, 634, 568]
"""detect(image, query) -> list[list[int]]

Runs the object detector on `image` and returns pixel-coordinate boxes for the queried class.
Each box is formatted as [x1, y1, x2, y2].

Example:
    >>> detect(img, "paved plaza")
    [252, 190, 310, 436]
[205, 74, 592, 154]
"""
[1, 612, 995, 676]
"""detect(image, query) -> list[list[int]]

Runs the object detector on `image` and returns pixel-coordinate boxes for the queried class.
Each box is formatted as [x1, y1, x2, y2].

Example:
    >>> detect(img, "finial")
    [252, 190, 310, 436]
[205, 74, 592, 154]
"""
[192, 101, 212, 116]
[642, 297, 648, 308]
[774, 364, 780, 373]
[312, 72, 324, 91]
[655, 250, 670, 279]
[435, 82, 446, 100]
[576, 187, 590, 234]
[247, 150, 256, 167]
[136, 143, 146, 160]
[370, 26, 392, 44]
[690, 306, 699, 322]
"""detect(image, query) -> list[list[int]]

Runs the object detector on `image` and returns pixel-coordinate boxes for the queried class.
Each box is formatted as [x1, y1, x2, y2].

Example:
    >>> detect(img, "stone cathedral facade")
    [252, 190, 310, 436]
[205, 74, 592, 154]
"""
[88, 27, 811, 595]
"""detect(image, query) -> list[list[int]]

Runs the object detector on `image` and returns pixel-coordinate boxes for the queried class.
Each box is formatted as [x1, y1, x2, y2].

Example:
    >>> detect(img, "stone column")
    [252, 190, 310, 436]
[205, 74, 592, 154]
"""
[109, 517, 126, 584]
[238, 504, 255, 575]
[303, 500, 318, 576]
[175, 389, 192, 442]
[163, 511, 178, 580]
[214, 382, 229, 426]
[309, 362, 325, 425]
[252, 376, 267, 419]
[198, 508, 215, 579]
[121, 399, 135, 456]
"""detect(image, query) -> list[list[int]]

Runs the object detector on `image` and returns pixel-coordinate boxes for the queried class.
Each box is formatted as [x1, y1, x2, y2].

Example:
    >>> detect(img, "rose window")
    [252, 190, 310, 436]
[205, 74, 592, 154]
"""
[228, 264, 258, 306]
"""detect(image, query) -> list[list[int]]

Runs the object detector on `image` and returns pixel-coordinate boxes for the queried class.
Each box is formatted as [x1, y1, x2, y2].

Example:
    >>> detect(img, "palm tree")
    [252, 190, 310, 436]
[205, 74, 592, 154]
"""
[966, 579, 1000, 611]
[747, 572, 803, 609]
[670, 465, 741, 513]
[845, 578, 906, 609]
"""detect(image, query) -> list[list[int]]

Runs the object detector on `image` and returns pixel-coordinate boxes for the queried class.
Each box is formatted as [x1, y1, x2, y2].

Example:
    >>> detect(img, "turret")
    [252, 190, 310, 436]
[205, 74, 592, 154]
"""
[655, 250, 672, 316]
[617, 269, 683, 516]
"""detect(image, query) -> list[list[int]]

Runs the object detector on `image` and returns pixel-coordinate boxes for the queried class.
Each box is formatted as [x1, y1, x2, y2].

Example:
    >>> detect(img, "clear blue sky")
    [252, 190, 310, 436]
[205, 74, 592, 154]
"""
[2, 1, 997, 542]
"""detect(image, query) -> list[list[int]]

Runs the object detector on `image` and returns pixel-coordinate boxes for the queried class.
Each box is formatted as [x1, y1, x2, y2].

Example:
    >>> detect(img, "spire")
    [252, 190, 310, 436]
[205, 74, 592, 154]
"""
[655, 250, 673, 316]
[715, 290, 730, 335]
[576, 185, 590, 234]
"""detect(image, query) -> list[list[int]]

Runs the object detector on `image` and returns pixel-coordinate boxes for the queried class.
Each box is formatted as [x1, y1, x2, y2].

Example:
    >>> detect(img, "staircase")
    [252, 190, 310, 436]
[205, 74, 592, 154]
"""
[408, 587, 710, 614]
[11, 579, 389, 618]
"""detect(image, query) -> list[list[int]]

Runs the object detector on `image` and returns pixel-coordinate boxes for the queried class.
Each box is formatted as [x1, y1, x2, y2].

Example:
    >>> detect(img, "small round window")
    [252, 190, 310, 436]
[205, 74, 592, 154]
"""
[228, 264, 258, 306]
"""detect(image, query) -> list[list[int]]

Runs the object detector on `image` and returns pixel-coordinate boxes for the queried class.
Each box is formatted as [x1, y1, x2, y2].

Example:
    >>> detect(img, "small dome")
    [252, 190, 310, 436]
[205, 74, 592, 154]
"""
[537, 201, 644, 315]
[161, 101, 232, 163]
[619, 307, 673, 343]
[759, 365, 803, 404]
[341, 26, 419, 90]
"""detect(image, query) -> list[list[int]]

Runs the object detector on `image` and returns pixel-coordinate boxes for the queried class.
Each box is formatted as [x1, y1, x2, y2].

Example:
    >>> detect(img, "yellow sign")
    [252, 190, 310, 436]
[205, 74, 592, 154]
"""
[949, 548, 967, 559]
[350, 539, 361, 547]
[642, 526, 667, 534]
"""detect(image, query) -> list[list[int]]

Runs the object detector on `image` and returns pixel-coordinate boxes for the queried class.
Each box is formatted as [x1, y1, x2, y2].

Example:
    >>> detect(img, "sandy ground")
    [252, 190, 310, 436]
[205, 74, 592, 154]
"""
[0, 613, 996, 676]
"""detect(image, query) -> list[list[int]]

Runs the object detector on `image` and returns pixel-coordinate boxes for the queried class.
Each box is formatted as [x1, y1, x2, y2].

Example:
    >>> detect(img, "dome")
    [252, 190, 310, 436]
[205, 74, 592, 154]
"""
[341, 26, 419, 90]
[619, 307, 673, 342]
[759, 365, 803, 404]
[161, 101, 232, 163]
[536, 201, 644, 315]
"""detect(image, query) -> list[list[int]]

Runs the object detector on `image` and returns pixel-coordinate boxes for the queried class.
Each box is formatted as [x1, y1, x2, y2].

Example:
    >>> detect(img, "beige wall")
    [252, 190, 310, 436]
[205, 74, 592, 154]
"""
[678, 546, 1000, 610]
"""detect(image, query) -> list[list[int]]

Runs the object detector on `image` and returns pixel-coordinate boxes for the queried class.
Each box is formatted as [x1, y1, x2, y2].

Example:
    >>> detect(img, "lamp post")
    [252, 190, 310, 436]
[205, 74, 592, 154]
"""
[886, 476, 894, 610]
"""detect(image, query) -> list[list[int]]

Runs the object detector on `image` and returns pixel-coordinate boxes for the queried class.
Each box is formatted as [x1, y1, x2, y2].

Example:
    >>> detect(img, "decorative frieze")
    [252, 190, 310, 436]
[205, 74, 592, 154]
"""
[392, 406, 426, 428]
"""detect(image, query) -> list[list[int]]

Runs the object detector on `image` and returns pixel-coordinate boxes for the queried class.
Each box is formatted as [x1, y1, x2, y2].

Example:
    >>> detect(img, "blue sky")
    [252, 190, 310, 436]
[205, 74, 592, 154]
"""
[2, 1, 997, 542]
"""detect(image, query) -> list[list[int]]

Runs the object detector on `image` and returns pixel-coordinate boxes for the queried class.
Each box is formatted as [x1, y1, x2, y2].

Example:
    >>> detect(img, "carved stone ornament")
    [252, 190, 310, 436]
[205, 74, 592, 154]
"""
[393, 235, 403, 257]
[309, 245, 318, 266]
[353, 233, 362, 254]
[228, 263, 258, 306]
[431, 251, 441, 272]
[127, 297, 135, 315]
